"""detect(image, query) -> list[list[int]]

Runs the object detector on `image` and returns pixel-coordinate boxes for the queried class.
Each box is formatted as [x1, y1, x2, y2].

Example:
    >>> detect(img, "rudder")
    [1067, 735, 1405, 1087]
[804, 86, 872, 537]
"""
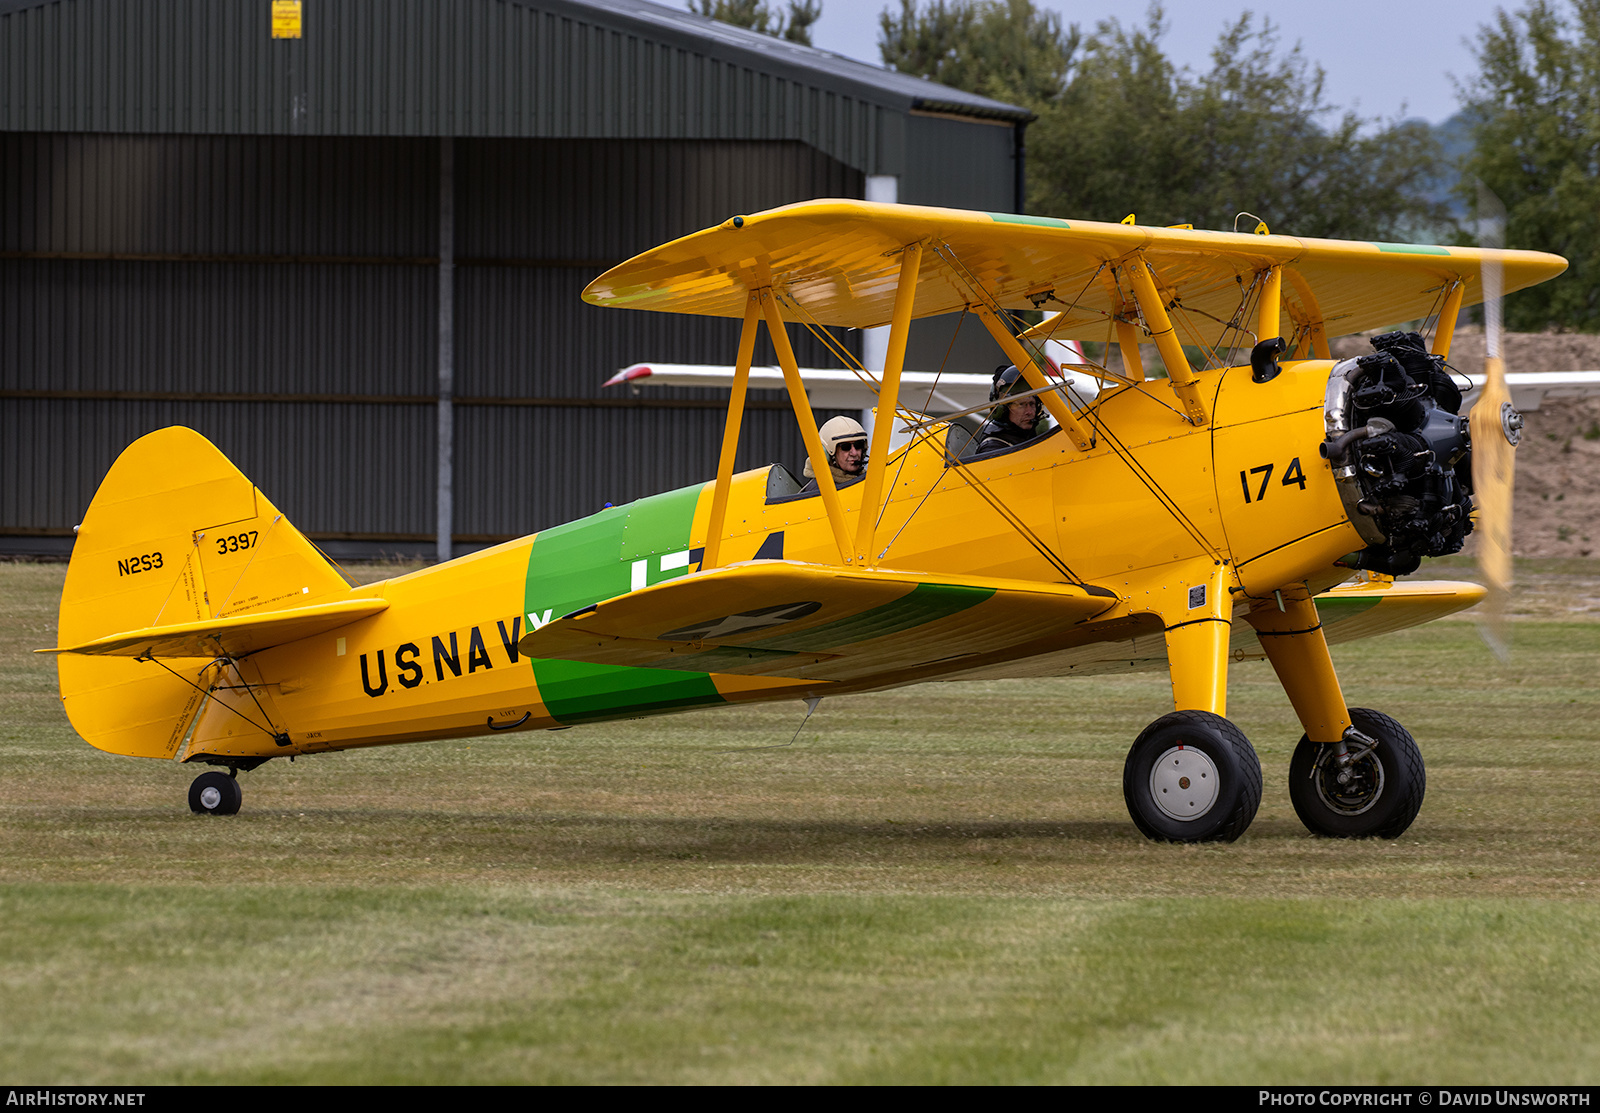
[56, 427, 351, 758]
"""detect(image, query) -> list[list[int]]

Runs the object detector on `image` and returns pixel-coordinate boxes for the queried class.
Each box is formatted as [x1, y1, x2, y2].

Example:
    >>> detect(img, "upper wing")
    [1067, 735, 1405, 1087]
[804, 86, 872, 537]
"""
[582, 200, 1566, 346]
[517, 560, 1119, 682]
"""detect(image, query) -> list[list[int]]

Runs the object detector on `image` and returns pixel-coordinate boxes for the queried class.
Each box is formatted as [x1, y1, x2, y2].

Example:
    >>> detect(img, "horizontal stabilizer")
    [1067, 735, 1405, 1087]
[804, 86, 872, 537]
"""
[519, 560, 1119, 681]
[44, 598, 388, 659]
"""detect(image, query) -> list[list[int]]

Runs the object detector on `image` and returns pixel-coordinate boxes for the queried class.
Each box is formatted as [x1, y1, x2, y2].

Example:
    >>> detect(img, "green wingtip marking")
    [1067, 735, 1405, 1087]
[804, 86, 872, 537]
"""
[989, 213, 1071, 229]
[1372, 242, 1451, 256]
[1313, 595, 1385, 624]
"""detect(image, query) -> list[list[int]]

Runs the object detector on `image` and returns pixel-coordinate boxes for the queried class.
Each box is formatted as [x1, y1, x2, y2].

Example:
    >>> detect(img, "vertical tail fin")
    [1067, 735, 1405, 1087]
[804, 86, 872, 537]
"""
[56, 427, 350, 758]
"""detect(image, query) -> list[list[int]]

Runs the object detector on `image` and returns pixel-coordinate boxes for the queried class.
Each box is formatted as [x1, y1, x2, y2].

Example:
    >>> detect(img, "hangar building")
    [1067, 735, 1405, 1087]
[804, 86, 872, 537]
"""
[0, 0, 1030, 559]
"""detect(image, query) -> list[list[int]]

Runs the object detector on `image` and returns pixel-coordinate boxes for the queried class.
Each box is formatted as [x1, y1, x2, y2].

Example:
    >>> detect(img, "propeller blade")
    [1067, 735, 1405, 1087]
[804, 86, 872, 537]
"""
[1469, 182, 1517, 660]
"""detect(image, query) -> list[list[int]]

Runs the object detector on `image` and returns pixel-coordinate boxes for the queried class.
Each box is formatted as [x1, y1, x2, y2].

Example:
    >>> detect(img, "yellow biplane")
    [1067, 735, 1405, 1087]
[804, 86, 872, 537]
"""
[46, 200, 1566, 842]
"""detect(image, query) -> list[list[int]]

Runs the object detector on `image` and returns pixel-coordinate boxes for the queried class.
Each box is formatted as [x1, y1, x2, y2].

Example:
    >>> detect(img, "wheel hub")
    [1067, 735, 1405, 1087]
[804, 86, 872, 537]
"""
[1314, 749, 1385, 816]
[199, 786, 222, 810]
[1149, 745, 1220, 821]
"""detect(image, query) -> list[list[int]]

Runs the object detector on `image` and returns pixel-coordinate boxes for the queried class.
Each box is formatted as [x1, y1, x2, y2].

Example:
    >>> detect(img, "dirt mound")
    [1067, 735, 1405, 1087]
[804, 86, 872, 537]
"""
[1330, 328, 1600, 559]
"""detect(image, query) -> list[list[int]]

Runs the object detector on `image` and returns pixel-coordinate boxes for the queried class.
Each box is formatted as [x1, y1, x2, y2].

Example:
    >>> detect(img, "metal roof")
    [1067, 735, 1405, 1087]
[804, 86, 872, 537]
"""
[557, 0, 1032, 120]
[0, 0, 1027, 174]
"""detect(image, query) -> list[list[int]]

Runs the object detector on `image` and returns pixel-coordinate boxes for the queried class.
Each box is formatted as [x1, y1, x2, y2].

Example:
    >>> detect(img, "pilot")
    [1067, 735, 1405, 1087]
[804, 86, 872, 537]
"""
[800, 415, 869, 492]
[973, 364, 1049, 454]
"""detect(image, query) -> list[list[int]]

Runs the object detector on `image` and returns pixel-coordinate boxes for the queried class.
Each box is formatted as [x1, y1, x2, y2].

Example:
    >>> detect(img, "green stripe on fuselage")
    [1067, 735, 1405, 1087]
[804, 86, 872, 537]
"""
[524, 483, 723, 725]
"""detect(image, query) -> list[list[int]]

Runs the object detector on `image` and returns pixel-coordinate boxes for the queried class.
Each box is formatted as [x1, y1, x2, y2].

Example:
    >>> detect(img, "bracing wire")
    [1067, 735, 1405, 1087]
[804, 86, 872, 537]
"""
[874, 304, 971, 538]
[1169, 305, 1221, 373]
[770, 244, 1222, 571]
[212, 514, 284, 614]
[139, 654, 284, 741]
[915, 303, 969, 416]
[1223, 271, 1265, 368]
[1418, 281, 1453, 346]
[306, 535, 361, 587]
[931, 240, 1222, 560]
[943, 455, 1081, 581]
[721, 696, 823, 753]
[794, 313, 870, 377]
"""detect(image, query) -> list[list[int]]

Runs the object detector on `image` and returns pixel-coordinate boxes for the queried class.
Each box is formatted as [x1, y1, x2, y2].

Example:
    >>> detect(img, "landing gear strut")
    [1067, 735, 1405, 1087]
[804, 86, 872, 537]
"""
[188, 769, 242, 815]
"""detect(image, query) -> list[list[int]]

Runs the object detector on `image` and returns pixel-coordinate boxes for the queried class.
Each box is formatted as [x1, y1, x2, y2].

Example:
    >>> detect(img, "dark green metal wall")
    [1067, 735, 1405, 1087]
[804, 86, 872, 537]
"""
[2, 134, 863, 549]
[0, 0, 1026, 556]
[0, 0, 928, 170]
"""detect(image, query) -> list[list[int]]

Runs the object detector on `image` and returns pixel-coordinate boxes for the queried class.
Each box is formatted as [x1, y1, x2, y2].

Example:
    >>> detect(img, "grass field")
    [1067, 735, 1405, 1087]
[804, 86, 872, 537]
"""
[3, 560, 1599, 1084]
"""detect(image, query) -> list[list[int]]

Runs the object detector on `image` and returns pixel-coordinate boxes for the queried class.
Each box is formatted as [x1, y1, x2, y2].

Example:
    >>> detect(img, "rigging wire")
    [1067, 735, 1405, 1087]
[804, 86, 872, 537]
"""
[770, 260, 1073, 575]
[720, 696, 823, 753]
[1057, 407, 1218, 560]
[929, 241, 1219, 559]
[943, 455, 1081, 581]
[873, 304, 971, 538]
[914, 303, 969, 416]
[1223, 271, 1265, 368]
[791, 309, 870, 378]
[1418, 282, 1452, 346]
[1073, 403, 1220, 558]
[307, 534, 361, 588]
[779, 283, 968, 429]
[138, 654, 285, 742]
[212, 514, 285, 614]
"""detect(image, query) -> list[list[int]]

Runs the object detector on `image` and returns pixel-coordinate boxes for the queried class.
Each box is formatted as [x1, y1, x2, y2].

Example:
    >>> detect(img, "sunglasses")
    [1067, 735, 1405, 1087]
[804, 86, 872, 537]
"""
[836, 439, 868, 453]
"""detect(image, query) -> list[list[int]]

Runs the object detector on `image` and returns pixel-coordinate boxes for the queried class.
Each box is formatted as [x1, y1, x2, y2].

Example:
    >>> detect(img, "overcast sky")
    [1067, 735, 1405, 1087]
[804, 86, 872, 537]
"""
[803, 0, 1517, 125]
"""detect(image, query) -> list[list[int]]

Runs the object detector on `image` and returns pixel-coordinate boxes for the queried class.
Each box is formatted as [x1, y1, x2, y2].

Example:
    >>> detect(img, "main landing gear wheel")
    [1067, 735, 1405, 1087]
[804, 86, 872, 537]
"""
[1123, 710, 1262, 843]
[1289, 708, 1424, 839]
[188, 771, 242, 816]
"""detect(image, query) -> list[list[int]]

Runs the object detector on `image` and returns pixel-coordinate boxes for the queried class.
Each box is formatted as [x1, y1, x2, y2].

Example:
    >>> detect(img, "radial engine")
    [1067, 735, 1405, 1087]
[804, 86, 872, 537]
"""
[1323, 331, 1481, 576]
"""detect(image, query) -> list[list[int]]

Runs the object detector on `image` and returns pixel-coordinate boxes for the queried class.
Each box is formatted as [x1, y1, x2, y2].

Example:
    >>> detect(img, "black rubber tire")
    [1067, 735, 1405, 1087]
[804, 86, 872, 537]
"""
[1288, 708, 1424, 838]
[188, 771, 242, 816]
[1123, 710, 1262, 843]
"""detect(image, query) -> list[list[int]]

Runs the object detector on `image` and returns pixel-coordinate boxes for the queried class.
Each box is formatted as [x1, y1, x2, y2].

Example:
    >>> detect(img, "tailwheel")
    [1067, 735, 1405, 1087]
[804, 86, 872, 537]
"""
[188, 770, 242, 816]
[1289, 708, 1424, 839]
[1123, 710, 1262, 843]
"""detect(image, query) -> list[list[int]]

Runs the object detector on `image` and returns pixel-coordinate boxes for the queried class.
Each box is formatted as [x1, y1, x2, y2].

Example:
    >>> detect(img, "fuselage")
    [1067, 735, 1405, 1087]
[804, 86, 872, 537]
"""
[184, 357, 1363, 762]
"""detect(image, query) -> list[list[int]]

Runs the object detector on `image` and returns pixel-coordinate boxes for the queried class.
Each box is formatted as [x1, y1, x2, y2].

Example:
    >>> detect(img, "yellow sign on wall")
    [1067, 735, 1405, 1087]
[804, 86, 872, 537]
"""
[271, 1, 302, 39]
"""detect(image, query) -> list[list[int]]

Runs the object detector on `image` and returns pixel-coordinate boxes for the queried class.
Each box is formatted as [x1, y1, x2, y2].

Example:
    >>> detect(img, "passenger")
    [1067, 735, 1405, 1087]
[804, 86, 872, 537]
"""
[973, 364, 1049, 454]
[800, 415, 869, 492]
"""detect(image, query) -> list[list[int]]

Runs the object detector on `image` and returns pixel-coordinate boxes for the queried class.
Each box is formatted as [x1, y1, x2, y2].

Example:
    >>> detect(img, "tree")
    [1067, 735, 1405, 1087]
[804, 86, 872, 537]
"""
[1459, 0, 1600, 331]
[1036, 12, 1448, 240]
[879, 3, 1450, 242]
[691, 0, 822, 46]
[878, 0, 1078, 108]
